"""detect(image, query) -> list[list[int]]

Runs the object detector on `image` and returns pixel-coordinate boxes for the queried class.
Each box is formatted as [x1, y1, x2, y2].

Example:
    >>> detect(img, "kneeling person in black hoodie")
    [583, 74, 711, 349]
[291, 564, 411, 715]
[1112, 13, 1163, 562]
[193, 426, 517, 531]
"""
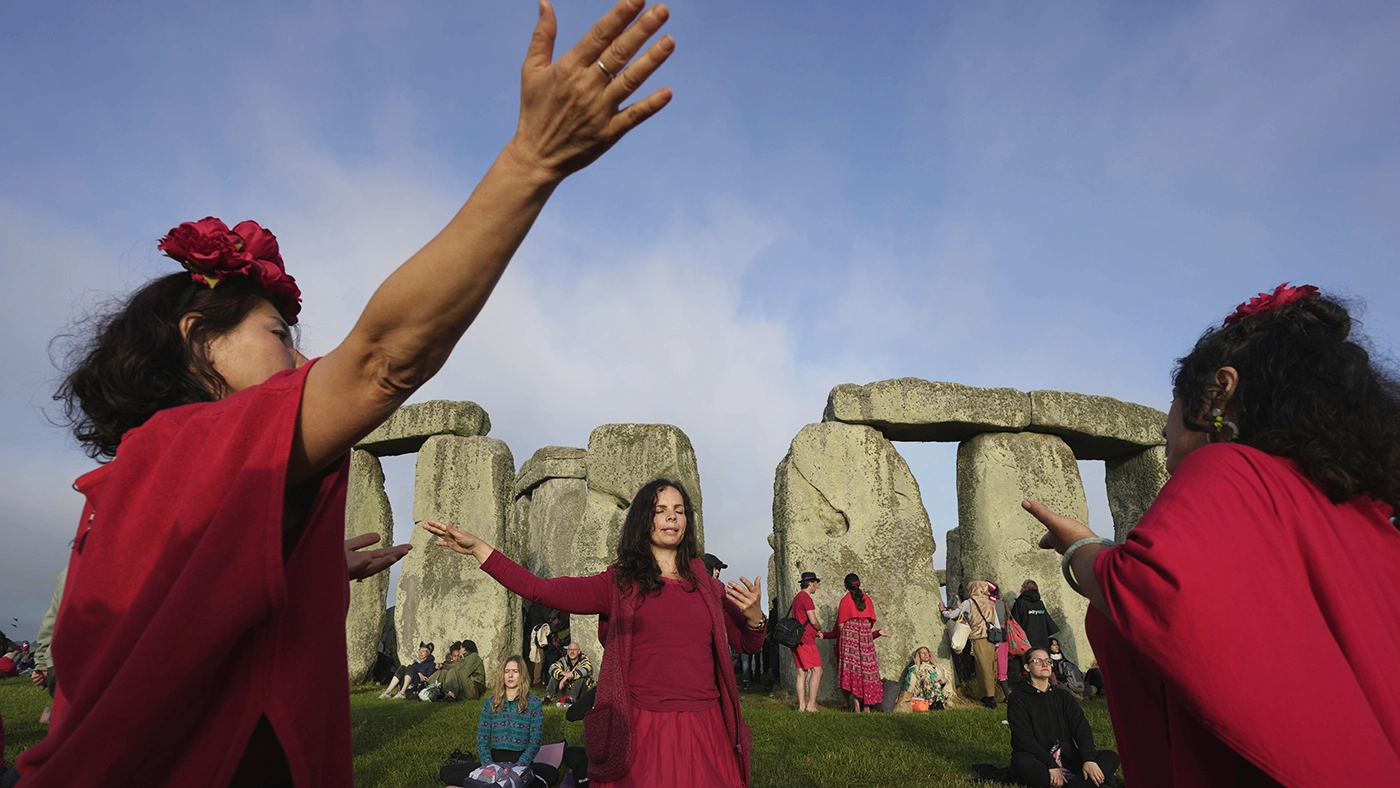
[1008, 648, 1120, 787]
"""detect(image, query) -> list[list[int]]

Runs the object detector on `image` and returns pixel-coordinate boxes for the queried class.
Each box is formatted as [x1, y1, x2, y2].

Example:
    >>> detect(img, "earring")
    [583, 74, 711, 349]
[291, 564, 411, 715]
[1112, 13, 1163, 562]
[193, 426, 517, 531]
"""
[1210, 408, 1240, 441]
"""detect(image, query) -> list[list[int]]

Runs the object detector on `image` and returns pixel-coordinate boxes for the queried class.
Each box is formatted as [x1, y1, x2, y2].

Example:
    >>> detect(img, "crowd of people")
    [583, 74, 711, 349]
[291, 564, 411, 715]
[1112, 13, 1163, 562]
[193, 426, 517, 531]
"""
[2, 0, 1396, 784]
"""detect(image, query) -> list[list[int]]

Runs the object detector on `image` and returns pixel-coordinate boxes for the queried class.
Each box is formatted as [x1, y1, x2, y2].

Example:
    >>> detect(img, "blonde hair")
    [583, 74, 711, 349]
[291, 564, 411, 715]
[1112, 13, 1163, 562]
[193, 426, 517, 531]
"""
[490, 655, 530, 714]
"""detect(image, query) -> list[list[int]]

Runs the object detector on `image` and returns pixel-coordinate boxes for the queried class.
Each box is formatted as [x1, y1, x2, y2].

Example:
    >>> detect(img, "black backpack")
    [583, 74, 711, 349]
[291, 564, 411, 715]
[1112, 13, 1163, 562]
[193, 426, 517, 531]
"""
[772, 605, 809, 650]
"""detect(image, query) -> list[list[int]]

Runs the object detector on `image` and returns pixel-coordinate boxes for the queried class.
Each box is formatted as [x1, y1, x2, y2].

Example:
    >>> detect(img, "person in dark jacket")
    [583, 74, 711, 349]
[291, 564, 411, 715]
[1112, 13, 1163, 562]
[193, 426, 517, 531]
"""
[1008, 648, 1120, 787]
[1012, 580, 1060, 652]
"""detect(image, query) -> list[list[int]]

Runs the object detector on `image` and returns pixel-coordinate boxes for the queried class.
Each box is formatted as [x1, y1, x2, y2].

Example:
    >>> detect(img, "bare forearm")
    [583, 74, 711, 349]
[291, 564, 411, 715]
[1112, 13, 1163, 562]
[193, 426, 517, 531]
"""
[348, 143, 558, 390]
[291, 147, 558, 483]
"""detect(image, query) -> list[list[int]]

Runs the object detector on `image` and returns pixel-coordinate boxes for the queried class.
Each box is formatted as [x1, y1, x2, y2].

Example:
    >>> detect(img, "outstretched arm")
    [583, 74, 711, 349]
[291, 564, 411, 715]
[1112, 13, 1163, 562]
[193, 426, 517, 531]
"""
[422, 520, 612, 614]
[289, 0, 675, 486]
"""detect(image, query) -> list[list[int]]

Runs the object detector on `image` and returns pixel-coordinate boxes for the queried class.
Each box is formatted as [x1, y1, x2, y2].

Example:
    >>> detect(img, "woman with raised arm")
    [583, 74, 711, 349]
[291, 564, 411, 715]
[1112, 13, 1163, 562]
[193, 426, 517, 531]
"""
[1026, 284, 1400, 786]
[9, 3, 674, 786]
[424, 478, 767, 788]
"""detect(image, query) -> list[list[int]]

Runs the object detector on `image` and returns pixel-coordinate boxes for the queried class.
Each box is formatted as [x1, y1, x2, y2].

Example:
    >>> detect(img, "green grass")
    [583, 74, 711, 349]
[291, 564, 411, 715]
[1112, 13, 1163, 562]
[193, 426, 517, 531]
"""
[1, 677, 1118, 786]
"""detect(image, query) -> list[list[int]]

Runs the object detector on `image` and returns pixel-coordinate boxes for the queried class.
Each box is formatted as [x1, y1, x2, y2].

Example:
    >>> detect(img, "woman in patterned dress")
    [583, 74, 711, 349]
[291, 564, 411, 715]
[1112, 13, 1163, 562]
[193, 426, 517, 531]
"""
[826, 573, 886, 712]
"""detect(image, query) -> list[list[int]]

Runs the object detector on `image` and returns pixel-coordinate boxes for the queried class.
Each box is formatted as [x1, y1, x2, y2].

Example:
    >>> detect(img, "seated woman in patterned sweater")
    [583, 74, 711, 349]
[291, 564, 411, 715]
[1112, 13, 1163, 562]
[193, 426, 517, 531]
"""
[477, 656, 544, 767]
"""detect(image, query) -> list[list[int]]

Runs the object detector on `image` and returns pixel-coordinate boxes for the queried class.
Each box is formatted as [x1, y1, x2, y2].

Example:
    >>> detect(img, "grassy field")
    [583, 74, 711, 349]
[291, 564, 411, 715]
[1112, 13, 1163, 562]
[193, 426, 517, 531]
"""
[1, 677, 1118, 786]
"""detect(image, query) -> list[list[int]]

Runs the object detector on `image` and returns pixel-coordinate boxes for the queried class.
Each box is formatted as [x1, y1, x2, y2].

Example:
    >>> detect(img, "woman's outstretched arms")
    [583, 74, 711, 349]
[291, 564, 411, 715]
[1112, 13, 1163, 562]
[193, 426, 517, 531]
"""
[289, 0, 674, 486]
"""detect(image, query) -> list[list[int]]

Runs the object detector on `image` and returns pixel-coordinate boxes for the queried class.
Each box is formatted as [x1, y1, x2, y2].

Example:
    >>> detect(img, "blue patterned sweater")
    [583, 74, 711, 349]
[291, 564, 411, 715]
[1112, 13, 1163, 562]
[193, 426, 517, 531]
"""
[477, 692, 544, 765]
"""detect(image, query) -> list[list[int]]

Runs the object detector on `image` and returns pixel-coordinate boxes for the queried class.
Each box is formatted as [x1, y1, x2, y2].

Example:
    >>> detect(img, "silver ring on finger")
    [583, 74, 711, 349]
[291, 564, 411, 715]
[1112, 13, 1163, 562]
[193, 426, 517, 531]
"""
[595, 59, 616, 81]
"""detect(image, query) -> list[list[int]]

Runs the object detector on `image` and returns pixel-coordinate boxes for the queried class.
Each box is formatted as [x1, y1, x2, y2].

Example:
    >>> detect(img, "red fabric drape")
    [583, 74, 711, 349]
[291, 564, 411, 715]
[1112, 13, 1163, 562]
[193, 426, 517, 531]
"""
[17, 362, 353, 787]
[1091, 443, 1400, 786]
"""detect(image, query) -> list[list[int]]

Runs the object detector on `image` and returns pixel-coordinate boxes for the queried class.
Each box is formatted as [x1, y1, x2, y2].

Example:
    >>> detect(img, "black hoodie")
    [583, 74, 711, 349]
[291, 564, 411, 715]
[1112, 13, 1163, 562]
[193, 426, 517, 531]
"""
[1007, 680, 1099, 769]
[1011, 589, 1059, 652]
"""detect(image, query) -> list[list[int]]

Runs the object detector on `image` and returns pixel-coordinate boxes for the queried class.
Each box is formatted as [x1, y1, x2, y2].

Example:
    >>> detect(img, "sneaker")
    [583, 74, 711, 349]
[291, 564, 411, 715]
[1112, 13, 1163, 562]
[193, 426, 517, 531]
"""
[377, 690, 392, 699]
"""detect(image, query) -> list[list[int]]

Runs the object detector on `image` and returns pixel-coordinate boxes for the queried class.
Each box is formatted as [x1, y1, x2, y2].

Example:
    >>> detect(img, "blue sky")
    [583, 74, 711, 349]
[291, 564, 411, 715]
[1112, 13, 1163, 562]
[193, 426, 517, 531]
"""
[3, 0, 1398, 639]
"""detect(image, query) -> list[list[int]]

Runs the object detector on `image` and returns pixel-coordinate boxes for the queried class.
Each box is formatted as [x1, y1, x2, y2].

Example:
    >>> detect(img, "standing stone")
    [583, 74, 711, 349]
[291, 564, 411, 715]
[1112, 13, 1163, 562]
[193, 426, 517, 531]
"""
[1105, 446, 1170, 542]
[956, 432, 1093, 666]
[346, 450, 395, 683]
[772, 422, 951, 701]
[945, 528, 962, 608]
[396, 436, 517, 674]
[520, 477, 589, 582]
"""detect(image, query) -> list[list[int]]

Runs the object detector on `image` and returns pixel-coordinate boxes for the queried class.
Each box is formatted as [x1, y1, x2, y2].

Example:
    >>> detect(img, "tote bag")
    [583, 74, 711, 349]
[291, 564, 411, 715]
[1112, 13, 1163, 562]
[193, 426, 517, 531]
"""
[949, 616, 971, 654]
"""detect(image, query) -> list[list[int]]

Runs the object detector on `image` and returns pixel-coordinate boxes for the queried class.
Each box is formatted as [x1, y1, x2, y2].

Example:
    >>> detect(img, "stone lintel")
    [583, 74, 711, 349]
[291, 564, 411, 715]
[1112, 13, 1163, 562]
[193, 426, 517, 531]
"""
[1027, 390, 1166, 460]
[823, 379, 1031, 442]
[514, 446, 587, 498]
[355, 400, 490, 456]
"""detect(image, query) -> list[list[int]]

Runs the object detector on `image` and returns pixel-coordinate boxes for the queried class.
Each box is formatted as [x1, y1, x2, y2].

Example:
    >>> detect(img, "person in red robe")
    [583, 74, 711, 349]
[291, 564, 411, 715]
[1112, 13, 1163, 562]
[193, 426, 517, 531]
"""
[423, 478, 768, 787]
[8, 4, 677, 785]
[1025, 284, 1400, 787]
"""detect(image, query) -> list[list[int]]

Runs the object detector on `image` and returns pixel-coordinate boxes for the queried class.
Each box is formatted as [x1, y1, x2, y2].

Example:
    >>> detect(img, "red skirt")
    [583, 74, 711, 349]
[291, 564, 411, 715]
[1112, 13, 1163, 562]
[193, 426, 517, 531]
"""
[836, 618, 883, 707]
[594, 702, 744, 788]
[792, 643, 821, 670]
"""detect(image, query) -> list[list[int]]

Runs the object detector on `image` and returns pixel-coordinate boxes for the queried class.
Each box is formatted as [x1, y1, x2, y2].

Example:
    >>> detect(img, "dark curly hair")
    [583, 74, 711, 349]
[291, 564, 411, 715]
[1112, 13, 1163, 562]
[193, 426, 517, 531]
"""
[613, 478, 701, 598]
[1173, 290, 1400, 509]
[53, 272, 292, 460]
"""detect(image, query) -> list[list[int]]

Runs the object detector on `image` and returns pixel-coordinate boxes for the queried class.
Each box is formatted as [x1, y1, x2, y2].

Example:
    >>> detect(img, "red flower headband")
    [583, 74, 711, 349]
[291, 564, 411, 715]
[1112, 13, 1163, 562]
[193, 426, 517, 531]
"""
[158, 217, 303, 324]
[1223, 282, 1319, 327]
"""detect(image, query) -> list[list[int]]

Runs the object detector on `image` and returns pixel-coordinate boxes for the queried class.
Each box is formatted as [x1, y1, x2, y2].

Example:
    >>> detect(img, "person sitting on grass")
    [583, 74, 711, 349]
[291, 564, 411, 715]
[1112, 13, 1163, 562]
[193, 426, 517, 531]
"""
[900, 646, 948, 710]
[1046, 637, 1084, 697]
[477, 656, 544, 768]
[546, 641, 594, 704]
[379, 643, 435, 699]
[1008, 648, 1120, 788]
[438, 639, 487, 701]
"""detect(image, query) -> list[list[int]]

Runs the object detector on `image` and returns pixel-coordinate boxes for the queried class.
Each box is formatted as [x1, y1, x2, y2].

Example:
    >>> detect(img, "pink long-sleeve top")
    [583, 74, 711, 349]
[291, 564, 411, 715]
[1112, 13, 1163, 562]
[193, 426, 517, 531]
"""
[481, 551, 765, 711]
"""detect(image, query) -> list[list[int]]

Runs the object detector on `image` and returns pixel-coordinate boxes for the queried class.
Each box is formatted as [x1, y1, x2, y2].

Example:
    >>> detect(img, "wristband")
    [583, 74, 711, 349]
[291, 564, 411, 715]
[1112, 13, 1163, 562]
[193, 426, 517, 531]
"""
[1061, 537, 1116, 596]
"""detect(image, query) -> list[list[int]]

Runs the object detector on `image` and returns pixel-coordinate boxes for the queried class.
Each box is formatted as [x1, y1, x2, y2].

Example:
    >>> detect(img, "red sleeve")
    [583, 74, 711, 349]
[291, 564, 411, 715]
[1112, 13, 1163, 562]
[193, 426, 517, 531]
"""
[1092, 444, 1400, 782]
[480, 550, 611, 616]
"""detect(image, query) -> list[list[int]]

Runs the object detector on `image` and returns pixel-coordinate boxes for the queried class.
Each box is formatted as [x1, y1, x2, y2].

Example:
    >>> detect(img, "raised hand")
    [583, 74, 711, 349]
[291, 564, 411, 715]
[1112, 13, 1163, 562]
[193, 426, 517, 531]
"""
[507, 0, 675, 181]
[346, 533, 412, 581]
[421, 519, 496, 564]
[725, 575, 765, 625]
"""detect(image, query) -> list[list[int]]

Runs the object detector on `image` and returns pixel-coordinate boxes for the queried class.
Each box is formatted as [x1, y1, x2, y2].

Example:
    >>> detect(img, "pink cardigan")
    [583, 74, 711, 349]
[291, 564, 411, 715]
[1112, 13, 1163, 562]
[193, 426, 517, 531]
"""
[481, 552, 765, 784]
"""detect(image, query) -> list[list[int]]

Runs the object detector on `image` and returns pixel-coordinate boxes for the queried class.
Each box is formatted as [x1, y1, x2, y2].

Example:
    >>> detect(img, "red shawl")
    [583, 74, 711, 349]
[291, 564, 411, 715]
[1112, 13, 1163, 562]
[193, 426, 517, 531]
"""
[1091, 443, 1400, 786]
[16, 362, 353, 787]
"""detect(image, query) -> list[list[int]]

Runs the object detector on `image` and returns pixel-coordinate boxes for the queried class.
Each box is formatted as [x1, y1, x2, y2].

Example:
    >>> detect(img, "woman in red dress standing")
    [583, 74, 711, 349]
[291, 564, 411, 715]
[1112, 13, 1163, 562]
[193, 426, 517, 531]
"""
[8, 3, 677, 785]
[1027, 284, 1400, 786]
[424, 478, 767, 787]
[826, 573, 885, 713]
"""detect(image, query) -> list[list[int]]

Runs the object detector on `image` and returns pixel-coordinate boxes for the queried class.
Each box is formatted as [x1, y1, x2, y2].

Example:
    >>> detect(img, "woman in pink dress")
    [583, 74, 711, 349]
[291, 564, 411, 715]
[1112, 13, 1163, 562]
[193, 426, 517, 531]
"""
[425, 478, 767, 787]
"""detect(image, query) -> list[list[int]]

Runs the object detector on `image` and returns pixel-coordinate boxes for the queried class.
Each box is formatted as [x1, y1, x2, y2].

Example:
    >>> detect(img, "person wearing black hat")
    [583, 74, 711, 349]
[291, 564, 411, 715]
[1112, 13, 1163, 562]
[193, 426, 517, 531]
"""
[791, 571, 826, 712]
[702, 553, 728, 579]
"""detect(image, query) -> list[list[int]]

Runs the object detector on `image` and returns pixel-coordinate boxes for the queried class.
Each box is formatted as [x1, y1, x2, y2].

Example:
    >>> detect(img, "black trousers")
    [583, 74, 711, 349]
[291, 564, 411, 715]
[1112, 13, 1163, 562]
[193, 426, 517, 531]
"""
[1011, 749, 1120, 788]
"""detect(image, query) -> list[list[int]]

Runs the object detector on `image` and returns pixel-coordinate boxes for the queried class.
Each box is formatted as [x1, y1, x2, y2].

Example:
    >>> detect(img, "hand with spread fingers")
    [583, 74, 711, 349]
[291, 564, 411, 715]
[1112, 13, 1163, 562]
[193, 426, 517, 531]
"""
[507, 0, 675, 181]
[345, 533, 412, 581]
[421, 519, 496, 564]
[725, 575, 765, 627]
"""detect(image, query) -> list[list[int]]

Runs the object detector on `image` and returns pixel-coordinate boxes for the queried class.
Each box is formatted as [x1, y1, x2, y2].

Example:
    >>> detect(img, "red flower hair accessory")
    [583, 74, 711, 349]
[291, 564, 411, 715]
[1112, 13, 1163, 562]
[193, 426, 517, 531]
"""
[1223, 282, 1319, 327]
[158, 217, 302, 324]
